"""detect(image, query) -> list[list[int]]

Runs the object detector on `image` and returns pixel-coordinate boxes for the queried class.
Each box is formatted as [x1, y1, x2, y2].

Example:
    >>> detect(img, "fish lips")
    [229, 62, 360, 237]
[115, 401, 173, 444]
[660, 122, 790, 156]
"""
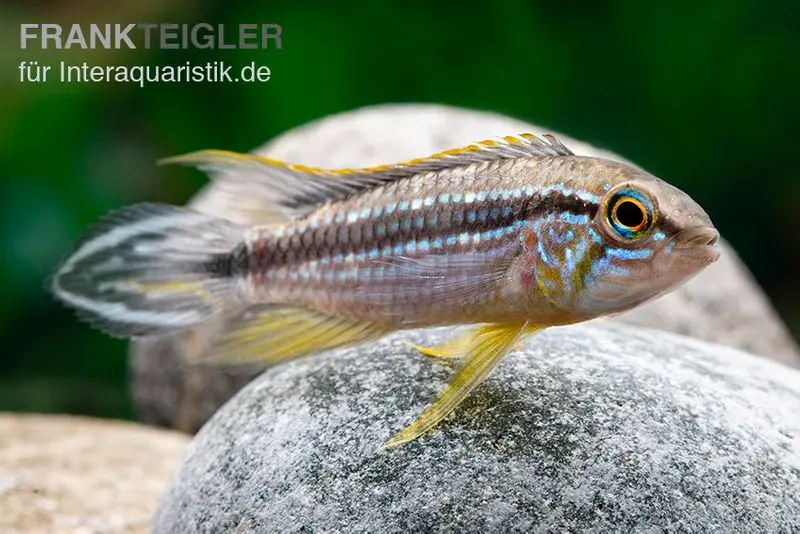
[670, 226, 721, 264]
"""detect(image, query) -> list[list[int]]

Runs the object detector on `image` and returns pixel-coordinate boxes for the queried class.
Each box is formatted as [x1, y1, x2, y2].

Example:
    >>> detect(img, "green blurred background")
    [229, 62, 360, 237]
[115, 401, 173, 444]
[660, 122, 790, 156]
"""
[1, 1, 798, 421]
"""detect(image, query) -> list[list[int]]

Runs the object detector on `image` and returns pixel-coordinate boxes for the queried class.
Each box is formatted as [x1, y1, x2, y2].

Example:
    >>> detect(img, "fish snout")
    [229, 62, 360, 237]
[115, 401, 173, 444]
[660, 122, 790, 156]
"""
[671, 226, 721, 263]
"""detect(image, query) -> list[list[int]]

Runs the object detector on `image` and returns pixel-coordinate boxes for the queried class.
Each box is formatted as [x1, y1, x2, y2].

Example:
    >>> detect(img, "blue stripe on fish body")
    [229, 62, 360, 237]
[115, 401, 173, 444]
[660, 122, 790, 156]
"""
[606, 247, 653, 261]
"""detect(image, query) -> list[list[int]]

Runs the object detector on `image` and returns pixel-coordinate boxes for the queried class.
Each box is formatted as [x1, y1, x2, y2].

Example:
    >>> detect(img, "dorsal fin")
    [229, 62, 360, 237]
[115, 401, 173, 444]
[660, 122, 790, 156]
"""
[159, 133, 574, 220]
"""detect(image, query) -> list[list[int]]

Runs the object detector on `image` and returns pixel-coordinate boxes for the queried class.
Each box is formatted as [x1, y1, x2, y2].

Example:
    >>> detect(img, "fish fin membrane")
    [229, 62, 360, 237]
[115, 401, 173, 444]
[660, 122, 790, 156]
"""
[158, 133, 573, 218]
[357, 252, 516, 317]
[50, 202, 246, 339]
[384, 323, 542, 448]
[410, 331, 474, 360]
[199, 305, 391, 367]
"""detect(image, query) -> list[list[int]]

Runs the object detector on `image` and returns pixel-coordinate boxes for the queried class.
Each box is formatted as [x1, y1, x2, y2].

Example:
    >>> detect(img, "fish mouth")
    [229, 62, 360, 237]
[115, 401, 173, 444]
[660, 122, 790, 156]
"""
[672, 226, 721, 262]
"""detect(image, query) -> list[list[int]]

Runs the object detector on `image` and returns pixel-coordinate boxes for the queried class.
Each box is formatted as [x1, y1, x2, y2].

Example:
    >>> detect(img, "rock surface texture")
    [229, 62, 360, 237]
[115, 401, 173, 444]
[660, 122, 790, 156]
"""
[130, 103, 800, 434]
[0, 414, 189, 534]
[152, 323, 800, 532]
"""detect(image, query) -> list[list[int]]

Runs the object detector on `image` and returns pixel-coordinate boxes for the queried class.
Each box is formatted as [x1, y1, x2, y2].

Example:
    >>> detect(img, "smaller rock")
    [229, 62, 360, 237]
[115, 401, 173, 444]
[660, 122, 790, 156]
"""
[0, 414, 188, 534]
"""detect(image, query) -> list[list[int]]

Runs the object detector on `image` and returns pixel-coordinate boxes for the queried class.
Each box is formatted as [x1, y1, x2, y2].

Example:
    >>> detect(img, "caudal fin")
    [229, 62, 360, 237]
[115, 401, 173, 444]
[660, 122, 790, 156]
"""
[50, 202, 247, 338]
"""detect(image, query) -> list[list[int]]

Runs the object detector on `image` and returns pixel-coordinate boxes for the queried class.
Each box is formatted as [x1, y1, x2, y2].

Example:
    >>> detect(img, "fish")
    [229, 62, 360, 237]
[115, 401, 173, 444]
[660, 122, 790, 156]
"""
[49, 133, 720, 447]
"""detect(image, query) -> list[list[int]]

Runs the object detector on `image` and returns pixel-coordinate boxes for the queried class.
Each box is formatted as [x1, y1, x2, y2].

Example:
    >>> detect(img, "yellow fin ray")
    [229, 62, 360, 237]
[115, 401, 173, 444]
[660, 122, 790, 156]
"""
[200, 306, 390, 367]
[384, 323, 543, 448]
[158, 134, 574, 220]
[409, 331, 475, 360]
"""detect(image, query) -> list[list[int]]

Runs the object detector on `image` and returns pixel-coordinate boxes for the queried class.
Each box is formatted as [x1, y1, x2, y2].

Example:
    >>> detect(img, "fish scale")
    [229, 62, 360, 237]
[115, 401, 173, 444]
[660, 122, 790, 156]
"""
[50, 133, 719, 447]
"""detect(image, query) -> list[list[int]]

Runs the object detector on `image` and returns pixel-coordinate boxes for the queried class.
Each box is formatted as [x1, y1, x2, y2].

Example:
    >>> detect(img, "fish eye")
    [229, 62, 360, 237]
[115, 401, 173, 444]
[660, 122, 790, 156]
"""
[604, 189, 654, 240]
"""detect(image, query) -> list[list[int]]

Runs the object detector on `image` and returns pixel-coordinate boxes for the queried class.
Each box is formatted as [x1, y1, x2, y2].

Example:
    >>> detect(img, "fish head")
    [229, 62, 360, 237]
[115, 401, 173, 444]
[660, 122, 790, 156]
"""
[529, 160, 720, 319]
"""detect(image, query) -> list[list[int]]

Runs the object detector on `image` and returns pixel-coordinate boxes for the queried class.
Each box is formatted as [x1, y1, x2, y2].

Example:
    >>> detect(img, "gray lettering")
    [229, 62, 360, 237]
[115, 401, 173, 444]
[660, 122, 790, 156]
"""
[138, 24, 157, 49]
[42, 24, 63, 49]
[218, 25, 234, 49]
[160, 24, 178, 49]
[115, 23, 136, 49]
[64, 24, 87, 49]
[239, 24, 257, 49]
[262, 24, 282, 49]
[90, 24, 111, 49]
[192, 23, 214, 49]
[20, 24, 38, 49]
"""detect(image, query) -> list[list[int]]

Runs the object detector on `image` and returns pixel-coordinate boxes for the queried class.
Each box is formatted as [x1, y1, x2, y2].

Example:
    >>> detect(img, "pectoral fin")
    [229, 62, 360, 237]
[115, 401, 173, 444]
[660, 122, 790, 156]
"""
[384, 323, 542, 448]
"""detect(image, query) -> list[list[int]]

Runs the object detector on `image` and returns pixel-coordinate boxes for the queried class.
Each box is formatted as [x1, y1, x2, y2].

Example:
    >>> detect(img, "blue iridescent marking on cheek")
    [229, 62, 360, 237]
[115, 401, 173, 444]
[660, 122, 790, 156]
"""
[559, 213, 590, 225]
[607, 265, 631, 277]
[588, 228, 603, 244]
[653, 232, 666, 241]
[606, 247, 653, 261]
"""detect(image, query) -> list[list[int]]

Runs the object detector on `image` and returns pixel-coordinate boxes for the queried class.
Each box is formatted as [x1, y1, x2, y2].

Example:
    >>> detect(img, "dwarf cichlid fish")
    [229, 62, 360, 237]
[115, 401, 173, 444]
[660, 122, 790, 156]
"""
[50, 133, 720, 447]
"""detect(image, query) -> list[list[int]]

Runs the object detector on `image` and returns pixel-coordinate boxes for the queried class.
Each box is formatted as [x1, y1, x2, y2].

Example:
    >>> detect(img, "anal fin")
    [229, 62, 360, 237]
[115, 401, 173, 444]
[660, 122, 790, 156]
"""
[385, 323, 542, 448]
[200, 305, 390, 367]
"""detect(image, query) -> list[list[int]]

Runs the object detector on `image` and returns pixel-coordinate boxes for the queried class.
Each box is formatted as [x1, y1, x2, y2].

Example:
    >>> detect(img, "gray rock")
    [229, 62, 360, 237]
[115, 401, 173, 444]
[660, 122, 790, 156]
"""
[130, 103, 799, 433]
[152, 323, 800, 532]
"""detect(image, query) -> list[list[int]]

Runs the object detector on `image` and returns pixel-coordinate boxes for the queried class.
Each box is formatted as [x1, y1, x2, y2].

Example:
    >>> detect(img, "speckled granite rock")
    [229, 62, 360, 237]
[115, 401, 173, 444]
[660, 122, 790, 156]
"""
[0, 414, 188, 534]
[152, 323, 800, 532]
[130, 103, 800, 434]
